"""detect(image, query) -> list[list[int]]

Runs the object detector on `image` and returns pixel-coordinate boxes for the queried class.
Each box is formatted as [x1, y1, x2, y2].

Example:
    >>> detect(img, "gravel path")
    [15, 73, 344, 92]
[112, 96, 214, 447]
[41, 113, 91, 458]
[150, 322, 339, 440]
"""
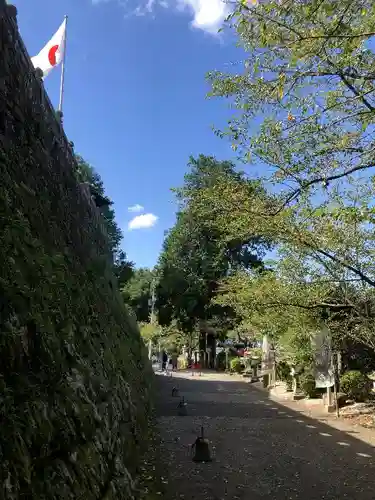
[155, 371, 375, 500]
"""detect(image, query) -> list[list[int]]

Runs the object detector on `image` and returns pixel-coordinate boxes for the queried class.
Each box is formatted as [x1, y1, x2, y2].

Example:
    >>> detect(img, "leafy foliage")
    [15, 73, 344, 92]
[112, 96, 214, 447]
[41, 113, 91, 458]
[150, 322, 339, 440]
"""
[138, 320, 191, 355]
[340, 370, 372, 401]
[74, 154, 123, 257]
[230, 357, 244, 374]
[139, 322, 162, 344]
[209, 0, 375, 201]
[276, 361, 292, 383]
[122, 268, 154, 323]
[299, 371, 320, 399]
[204, 0, 375, 351]
[156, 155, 270, 336]
[114, 250, 135, 289]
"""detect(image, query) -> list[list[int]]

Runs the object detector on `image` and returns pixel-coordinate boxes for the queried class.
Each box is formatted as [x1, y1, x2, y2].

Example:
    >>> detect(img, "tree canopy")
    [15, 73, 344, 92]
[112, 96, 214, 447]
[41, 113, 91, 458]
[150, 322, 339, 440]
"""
[124, 2, 375, 367]
[122, 268, 155, 323]
[74, 155, 135, 289]
[203, 1, 375, 358]
[74, 154, 123, 256]
[209, 0, 375, 202]
[156, 154, 271, 335]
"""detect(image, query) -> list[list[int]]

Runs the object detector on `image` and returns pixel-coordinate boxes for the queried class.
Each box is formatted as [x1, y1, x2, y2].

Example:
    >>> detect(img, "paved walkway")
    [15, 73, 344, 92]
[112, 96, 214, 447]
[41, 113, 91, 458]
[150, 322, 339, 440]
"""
[155, 371, 375, 500]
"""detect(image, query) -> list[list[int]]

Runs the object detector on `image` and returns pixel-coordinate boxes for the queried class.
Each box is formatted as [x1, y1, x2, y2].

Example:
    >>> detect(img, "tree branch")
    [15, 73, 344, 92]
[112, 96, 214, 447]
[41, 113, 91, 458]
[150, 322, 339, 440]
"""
[300, 31, 375, 41]
[260, 301, 353, 311]
[302, 241, 375, 288]
[275, 162, 375, 214]
[337, 71, 375, 112]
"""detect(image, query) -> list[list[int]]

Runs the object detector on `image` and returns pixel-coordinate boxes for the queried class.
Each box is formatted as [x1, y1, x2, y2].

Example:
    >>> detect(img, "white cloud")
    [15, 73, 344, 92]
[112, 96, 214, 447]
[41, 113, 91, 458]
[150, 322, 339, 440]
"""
[128, 204, 145, 213]
[92, 0, 228, 33]
[128, 213, 158, 230]
[177, 0, 229, 32]
[133, 0, 156, 16]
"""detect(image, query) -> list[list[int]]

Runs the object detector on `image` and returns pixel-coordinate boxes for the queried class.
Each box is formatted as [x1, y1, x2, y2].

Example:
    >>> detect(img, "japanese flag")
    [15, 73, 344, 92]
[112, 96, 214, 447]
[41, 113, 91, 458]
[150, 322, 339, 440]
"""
[31, 18, 67, 79]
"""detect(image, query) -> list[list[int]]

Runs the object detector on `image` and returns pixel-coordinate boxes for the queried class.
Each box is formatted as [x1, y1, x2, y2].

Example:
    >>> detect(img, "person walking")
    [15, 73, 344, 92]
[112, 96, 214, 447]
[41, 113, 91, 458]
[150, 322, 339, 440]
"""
[162, 351, 168, 372]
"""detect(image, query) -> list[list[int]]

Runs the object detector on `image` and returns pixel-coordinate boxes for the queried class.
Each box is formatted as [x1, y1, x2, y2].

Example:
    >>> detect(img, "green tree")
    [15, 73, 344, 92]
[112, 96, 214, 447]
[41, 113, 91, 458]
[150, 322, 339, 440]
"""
[114, 250, 135, 289]
[139, 321, 162, 343]
[156, 155, 270, 337]
[209, 0, 375, 202]
[139, 320, 189, 355]
[206, 0, 375, 284]
[189, 161, 375, 355]
[204, 1, 375, 361]
[74, 154, 123, 255]
[122, 268, 154, 323]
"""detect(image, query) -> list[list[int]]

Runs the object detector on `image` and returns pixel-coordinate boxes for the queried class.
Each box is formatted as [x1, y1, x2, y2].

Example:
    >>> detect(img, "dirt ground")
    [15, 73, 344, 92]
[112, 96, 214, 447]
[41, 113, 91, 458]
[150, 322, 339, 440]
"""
[155, 371, 375, 500]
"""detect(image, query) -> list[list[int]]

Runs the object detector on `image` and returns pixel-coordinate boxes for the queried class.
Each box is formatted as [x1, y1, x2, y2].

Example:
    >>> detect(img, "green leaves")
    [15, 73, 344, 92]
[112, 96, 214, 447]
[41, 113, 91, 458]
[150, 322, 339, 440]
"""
[202, 0, 375, 355]
[122, 268, 154, 323]
[156, 155, 269, 333]
[74, 154, 123, 257]
[208, 0, 375, 205]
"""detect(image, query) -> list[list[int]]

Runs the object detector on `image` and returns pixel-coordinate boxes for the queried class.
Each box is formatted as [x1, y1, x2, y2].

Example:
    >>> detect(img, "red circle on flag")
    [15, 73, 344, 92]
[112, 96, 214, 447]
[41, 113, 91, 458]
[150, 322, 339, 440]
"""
[48, 45, 59, 66]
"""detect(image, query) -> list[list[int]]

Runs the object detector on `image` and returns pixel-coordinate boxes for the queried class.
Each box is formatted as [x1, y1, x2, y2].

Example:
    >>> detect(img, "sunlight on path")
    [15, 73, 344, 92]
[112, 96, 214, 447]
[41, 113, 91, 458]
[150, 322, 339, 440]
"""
[156, 372, 375, 499]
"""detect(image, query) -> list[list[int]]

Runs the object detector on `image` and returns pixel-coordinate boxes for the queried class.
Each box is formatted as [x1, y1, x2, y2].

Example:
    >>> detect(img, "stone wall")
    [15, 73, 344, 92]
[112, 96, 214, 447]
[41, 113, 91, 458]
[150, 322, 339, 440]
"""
[0, 2, 153, 498]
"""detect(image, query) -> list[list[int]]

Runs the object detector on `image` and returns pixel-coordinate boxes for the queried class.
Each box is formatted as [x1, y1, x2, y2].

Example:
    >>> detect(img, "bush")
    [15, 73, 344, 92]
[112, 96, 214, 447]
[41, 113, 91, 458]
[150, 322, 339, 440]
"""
[340, 370, 372, 402]
[178, 357, 188, 370]
[230, 357, 244, 374]
[276, 361, 291, 382]
[276, 361, 293, 390]
[300, 371, 319, 398]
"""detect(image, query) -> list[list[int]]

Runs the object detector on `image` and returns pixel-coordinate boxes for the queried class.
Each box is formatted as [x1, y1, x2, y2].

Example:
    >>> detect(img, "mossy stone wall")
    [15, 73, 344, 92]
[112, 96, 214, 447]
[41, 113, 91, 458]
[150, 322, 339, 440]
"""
[0, 3, 153, 498]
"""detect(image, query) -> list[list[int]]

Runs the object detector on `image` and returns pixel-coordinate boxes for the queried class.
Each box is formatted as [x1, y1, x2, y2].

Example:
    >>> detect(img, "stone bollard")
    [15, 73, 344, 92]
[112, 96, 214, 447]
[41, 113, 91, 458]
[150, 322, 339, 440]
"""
[177, 397, 187, 416]
[192, 427, 212, 463]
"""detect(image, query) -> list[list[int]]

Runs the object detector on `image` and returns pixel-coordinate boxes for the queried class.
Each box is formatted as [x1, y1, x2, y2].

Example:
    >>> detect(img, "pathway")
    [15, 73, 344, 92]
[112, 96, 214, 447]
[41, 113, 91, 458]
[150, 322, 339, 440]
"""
[155, 371, 375, 500]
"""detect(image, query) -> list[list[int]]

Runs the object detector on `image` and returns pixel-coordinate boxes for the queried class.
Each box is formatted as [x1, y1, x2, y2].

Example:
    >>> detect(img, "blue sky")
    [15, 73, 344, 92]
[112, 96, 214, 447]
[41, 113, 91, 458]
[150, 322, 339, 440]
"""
[17, 0, 240, 268]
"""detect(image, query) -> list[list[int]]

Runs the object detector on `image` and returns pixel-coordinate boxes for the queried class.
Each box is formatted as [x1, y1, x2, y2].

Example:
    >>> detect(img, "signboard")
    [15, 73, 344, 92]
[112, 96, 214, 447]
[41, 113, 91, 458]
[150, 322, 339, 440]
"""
[312, 326, 334, 388]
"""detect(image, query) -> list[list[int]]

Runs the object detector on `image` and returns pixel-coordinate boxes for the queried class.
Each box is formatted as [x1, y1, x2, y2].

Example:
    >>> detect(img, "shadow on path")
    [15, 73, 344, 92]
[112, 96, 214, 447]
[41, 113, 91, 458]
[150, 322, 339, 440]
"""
[155, 373, 375, 500]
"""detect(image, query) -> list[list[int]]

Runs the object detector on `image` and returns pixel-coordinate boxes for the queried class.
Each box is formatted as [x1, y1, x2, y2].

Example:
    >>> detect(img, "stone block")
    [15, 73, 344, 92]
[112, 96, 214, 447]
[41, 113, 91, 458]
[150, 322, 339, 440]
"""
[292, 393, 305, 401]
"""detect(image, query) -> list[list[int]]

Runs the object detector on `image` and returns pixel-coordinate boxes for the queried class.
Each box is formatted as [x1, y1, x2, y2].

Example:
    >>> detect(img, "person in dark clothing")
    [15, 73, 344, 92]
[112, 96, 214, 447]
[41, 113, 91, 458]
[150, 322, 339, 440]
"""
[162, 351, 168, 371]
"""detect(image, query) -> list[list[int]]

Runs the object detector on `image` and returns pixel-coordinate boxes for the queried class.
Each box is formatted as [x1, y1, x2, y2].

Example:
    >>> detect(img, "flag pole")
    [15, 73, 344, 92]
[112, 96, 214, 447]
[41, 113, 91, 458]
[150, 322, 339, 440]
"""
[58, 15, 68, 113]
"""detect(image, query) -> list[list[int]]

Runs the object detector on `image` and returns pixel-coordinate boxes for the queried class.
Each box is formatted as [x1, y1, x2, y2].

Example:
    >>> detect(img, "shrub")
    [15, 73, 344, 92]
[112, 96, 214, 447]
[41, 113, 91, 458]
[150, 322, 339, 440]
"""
[230, 357, 244, 374]
[276, 361, 293, 390]
[276, 361, 291, 382]
[300, 371, 319, 398]
[178, 357, 188, 370]
[340, 370, 372, 402]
